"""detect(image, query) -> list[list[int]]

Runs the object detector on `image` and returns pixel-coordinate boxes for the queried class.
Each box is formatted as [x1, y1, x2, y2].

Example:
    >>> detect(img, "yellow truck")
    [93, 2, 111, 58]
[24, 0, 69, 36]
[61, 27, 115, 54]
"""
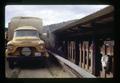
[6, 17, 49, 69]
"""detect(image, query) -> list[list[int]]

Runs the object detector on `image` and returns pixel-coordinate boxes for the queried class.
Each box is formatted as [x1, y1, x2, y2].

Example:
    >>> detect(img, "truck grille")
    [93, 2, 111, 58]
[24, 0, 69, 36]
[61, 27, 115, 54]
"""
[17, 47, 37, 56]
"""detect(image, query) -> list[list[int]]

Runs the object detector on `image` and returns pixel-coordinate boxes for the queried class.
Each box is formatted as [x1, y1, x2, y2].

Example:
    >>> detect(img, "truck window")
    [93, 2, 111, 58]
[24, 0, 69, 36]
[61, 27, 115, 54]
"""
[14, 30, 39, 37]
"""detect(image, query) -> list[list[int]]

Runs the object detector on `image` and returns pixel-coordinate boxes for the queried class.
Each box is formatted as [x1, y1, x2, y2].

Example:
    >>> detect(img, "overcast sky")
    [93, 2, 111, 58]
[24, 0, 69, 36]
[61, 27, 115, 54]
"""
[5, 5, 109, 27]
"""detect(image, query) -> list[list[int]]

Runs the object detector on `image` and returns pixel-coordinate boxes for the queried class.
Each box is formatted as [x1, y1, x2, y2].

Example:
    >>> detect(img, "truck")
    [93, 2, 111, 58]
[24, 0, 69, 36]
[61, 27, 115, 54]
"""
[6, 16, 49, 69]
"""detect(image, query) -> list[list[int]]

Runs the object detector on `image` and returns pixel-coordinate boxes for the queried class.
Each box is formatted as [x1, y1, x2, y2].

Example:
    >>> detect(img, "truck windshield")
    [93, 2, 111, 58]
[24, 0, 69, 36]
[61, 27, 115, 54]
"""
[14, 30, 39, 37]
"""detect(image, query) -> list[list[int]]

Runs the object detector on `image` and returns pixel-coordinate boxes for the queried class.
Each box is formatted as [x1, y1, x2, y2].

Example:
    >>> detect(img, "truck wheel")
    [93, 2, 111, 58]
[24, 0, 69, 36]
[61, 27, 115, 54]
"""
[8, 61, 15, 69]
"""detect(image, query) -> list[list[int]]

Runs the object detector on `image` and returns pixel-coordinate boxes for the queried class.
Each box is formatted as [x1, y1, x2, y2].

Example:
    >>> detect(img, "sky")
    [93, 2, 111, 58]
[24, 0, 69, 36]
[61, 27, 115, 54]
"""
[5, 5, 109, 27]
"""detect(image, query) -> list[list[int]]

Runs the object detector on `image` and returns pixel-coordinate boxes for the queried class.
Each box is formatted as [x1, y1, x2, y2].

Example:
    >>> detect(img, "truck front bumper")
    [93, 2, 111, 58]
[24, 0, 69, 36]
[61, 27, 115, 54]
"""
[6, 56, 47, 64]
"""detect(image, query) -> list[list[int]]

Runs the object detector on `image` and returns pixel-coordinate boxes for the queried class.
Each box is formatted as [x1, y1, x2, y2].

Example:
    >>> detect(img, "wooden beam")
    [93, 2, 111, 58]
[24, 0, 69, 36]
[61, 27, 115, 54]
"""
[81, 23, 92, 27]
[95, 16, 113, 23]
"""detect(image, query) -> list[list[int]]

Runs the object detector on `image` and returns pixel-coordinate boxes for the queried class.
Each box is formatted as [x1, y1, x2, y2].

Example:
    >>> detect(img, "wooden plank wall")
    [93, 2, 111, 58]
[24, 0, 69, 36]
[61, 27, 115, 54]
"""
[65, 40, 114, 78]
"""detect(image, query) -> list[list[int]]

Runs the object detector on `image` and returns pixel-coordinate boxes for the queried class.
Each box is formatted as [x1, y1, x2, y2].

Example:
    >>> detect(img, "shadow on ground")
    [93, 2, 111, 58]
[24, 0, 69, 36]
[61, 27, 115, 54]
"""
[15, 55, 61, 69]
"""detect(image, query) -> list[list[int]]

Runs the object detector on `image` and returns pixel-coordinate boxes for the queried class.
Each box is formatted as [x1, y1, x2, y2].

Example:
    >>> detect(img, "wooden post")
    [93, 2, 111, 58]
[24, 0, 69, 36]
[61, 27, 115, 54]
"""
[71, 41, 73, 62]
[72, 41, 75, 63]
[64, 41, 68, 59]
[93, 37, 101, 77]
[67, 41, 69, 60]
[69, 41, 71, 61]
[75, 40, 79, 65]
[93, 38, 98, 76]
[70, 41, 72, 61]
[73, 41, 76, 63]
[81, 42, 83, 68]
[79, 42, 82, 67]
[92, 39, 96, 76]
[83, 41, 85, 68]
[69, 41, 71, 60]
[72, 41, 74, 63]
[86, 41, 89, 70]
[90, 42, 94, 74]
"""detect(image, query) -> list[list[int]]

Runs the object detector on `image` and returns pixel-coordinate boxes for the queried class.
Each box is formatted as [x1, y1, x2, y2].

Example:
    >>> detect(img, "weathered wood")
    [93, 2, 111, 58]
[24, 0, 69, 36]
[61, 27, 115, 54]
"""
[82, 42, 85, 68]
[86, 41, 89, 70]
[79, 43, 82, 67]
[90, 42, 94, 73]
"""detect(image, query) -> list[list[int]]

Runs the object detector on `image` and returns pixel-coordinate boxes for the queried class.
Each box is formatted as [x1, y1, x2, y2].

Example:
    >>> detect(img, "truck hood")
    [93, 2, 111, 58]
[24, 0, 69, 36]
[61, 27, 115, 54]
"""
[13, 37, 40, 41]
[8, 37, 44, 46]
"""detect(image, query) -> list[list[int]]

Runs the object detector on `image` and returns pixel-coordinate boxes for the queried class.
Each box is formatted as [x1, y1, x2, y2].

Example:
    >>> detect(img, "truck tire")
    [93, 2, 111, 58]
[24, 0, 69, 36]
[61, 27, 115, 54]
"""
[8, 61, 15, 69]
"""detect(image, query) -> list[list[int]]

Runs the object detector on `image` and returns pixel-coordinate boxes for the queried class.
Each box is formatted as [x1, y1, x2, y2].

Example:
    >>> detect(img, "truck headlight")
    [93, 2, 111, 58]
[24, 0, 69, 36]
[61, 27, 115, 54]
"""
[7, 45, 14, 51]
[39, 44, 45, 50]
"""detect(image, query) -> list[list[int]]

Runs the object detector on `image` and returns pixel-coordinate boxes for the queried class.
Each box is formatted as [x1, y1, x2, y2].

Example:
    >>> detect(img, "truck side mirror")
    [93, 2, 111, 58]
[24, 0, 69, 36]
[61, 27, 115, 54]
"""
[42, 33, 48, 38]
[42, 33, 47, 36]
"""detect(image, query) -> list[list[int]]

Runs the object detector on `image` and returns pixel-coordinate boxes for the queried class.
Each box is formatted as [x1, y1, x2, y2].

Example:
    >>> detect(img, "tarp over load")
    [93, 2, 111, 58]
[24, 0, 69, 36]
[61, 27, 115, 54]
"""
[8, 16, 43, 41]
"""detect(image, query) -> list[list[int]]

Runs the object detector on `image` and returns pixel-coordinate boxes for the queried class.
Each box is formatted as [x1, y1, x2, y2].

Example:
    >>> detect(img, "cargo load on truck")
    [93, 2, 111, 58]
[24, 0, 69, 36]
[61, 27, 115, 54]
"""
[8, 16, 43, 41]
